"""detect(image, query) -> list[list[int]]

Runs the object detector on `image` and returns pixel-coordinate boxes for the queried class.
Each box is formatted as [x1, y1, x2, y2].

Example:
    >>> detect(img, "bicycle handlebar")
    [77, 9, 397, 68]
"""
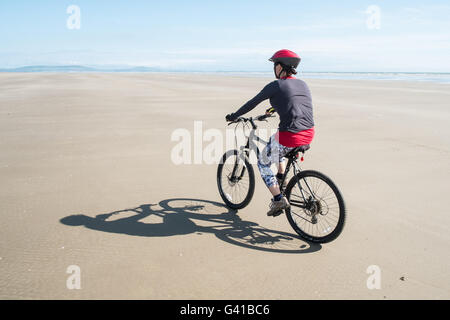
[227, 113, 275, 125]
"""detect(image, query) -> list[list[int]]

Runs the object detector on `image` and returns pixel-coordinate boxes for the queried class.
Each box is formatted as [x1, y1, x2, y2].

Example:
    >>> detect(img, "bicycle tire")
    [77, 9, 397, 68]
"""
[285, 170, 346, 243]
[217, 149, 255, 210]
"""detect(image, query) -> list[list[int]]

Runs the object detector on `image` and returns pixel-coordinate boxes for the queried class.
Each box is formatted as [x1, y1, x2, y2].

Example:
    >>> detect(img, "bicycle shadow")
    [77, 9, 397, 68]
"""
[60, 198, 322, 254]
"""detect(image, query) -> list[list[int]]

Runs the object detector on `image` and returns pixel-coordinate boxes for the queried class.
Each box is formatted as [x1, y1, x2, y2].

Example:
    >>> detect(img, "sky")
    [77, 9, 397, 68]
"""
[1, 0, 450, 72]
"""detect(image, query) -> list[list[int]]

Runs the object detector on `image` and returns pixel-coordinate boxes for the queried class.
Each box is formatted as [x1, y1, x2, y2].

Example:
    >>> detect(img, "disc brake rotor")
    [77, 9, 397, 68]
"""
[305, 198, 322, 224]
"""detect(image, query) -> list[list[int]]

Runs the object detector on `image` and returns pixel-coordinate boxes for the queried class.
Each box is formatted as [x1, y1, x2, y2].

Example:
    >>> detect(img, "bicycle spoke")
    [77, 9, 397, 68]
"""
[220, 155, 252, 206]
[288, 173, 342, 239]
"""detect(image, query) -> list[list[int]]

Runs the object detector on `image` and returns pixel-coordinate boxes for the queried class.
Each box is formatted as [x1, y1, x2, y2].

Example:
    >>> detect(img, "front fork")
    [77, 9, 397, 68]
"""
[230, 146, 249, 181]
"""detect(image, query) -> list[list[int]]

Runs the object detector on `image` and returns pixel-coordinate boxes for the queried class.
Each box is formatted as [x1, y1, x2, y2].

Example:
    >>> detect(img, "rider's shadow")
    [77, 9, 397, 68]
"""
[60, 198, 321, 254]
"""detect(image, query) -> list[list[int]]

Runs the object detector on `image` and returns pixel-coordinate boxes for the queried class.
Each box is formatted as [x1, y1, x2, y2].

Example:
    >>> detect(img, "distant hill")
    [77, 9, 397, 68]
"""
[0, 65, 164, 72]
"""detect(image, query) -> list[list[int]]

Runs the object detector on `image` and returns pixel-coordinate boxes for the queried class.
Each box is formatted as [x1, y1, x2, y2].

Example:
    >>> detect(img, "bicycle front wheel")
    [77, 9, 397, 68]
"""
[285, 170, 346, 243]
[217, 149, 255, 210]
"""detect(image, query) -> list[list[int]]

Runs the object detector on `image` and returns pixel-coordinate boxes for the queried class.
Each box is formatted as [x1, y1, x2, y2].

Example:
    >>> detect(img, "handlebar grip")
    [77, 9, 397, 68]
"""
[256, 114, 275, 121]
[266, 107, 276, 114]
[227, 117, 245, 125]
[256, 115, 267, 121]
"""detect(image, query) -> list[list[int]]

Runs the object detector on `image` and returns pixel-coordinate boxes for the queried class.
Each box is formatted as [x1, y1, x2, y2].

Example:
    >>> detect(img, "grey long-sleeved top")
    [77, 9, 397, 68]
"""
[230, 78, 314, 133]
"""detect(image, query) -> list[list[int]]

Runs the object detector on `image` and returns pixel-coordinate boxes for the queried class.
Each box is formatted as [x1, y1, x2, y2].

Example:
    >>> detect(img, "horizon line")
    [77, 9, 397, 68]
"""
[1, 65, 450, 74]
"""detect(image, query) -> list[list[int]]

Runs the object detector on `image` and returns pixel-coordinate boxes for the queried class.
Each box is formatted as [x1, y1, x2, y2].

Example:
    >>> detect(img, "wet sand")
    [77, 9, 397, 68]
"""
[0, 73, 449, 299]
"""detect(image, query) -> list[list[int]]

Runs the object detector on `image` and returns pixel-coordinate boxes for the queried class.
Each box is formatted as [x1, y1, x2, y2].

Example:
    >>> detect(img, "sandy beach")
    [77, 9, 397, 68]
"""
[0, 72, 449, 299]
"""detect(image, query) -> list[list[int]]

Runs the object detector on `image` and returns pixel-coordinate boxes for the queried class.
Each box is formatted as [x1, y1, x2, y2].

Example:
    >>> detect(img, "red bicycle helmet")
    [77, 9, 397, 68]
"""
[269, 49, 301, 68]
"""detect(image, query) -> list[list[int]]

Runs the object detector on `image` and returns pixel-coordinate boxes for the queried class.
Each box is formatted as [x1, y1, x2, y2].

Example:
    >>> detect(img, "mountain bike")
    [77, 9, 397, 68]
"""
[217, 113, 346, 243]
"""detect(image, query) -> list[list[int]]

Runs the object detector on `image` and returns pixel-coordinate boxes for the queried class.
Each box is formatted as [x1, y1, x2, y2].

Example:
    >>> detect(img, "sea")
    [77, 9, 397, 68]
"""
[1, 66, 449, 84]
[214, 71, 450, 84]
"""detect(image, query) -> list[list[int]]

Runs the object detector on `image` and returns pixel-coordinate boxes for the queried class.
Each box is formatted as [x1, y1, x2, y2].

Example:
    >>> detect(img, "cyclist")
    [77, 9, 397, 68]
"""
[225, 49, 315, 217]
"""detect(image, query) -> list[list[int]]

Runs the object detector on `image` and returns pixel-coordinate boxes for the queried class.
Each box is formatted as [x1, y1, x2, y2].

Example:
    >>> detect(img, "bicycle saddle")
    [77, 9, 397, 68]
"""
[285, 144, 310, 159]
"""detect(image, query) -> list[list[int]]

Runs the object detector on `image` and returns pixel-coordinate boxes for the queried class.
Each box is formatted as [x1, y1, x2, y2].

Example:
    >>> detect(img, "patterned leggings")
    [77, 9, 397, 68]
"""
[257, 133, 296, 188]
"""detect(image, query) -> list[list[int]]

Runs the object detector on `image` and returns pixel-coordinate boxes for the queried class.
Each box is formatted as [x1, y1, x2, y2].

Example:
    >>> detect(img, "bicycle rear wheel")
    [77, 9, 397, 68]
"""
[285, 170, 346, 243]
[217, 149, 255, 210]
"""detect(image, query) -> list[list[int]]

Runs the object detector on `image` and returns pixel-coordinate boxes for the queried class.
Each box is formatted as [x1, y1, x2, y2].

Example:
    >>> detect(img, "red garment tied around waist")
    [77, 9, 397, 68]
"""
[277, 127, 315, 148]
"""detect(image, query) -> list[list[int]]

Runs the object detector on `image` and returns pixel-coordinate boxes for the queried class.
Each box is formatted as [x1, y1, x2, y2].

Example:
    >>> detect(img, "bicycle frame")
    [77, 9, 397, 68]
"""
[228, 115, 316, 211]
[229, 120, 265, 183]
[234, 118, 268, 167]
[281, 150, 318, 211]
[282, 156, 312, 209]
